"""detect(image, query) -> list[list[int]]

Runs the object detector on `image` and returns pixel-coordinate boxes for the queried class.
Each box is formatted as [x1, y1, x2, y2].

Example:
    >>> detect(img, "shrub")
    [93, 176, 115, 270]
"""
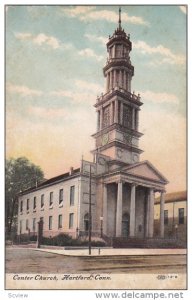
[30, 235, 37, 242]
[53, 233, 73, 246]
[41, 233, 106, 247]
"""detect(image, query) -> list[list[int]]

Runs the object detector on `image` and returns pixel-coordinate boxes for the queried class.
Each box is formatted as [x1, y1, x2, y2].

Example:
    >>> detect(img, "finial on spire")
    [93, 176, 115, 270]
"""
[118, 7, 122, 29]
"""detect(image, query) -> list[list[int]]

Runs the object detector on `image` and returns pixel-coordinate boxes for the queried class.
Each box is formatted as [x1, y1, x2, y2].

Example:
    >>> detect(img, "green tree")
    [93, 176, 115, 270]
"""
[5, 157, 44, 235]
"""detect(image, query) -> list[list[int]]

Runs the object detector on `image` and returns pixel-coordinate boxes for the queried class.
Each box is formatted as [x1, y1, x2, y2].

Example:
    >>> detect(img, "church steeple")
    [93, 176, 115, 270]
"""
[118, 7, 122, 30]
[92, 8, 143, 166]
[104, 9, 133, 93]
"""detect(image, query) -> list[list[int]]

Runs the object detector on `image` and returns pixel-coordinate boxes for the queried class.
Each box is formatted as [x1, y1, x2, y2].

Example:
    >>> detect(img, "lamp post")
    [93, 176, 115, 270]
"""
[88, 164, 92, 255]
[100, 216, 103, 238]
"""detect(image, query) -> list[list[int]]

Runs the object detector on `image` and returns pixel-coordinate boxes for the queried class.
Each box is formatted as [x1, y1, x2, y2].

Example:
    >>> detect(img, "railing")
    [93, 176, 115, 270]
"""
[96, 88, 141, 103]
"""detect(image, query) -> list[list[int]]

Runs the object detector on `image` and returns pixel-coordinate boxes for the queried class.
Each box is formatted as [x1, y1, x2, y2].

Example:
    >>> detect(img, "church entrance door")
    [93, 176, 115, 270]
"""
[122, 213, 130, 237]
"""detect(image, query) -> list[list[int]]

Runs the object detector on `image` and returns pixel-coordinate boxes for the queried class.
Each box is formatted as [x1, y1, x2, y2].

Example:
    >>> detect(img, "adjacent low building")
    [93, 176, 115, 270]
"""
[154, 191, 187, 243]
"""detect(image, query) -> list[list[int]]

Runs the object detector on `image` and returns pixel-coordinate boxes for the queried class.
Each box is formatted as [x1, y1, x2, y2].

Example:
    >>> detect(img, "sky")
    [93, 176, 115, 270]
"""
[5, 5, 187, 193]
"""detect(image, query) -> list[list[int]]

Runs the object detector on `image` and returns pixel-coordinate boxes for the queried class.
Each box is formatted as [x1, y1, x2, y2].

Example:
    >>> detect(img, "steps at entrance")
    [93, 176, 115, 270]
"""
[112, 237, 185, 249]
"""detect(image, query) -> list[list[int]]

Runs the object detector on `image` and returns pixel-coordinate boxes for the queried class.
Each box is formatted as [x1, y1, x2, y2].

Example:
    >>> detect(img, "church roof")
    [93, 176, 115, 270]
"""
[19, 167, 80, 195]
[121, 160, 169, 184]
[155, 190, 187, 204]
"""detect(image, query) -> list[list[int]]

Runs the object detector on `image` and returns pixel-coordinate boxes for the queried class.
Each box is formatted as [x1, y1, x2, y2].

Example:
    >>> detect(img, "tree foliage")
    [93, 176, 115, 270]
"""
[5, 157, 44, 234]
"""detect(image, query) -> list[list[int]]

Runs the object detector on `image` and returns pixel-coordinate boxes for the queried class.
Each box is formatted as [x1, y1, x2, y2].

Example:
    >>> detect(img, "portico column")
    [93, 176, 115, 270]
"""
[116, 181, 123, 237]
[148, 188, 155, 238]
[160, 191, 165, 238]
[145, 190, 150, 238]
[130, 184, 136, 237]
[103, 184, 107, 235]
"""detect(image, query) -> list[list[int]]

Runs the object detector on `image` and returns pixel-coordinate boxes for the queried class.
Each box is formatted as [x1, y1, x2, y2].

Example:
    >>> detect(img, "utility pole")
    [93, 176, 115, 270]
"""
[88, 164, 92, 255]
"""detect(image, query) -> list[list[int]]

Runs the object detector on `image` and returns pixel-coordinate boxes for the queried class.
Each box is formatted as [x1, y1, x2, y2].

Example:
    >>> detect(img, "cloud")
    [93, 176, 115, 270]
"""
[62, 6, 148, 26]
[50, 89, 96, 105]
[140, 90, 179, 105]
[50, 79, 103, 103]
[50, 82, 103, 105]
[75, 79, 103, 94]
[179, 6, 187, 14]
[133, 40, 185, 65]
[62, 6, 95, 17]
[33, 33, 60, 49]
[15, 32, 61, 49]
[6, 83, 43, 97]
[6, 109, 95, 179]
[84, 34, 107, 46]
[78, 48, 103, 61]
[28, 106, 70, 119]
[140, 109, 186, 193]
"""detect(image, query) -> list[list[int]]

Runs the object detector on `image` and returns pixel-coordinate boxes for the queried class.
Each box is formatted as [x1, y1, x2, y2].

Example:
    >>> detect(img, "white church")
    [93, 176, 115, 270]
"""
[17, 9, 168, 242]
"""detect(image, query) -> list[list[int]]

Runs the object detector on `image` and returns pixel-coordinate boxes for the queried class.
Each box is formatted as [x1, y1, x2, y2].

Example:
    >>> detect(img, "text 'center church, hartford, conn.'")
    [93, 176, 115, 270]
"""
[18, 8, 177, 246]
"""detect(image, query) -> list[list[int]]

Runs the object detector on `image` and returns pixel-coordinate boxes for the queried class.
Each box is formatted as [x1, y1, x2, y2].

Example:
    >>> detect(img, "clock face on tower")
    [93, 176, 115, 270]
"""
[101, 133, 109, 146]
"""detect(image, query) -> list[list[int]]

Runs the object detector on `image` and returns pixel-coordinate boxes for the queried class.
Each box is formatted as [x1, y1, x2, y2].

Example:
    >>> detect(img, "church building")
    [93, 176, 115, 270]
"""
[17, 9, 168, 241]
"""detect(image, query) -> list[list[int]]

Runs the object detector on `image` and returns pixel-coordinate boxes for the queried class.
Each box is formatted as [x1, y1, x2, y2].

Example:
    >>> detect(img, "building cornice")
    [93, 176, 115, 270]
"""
[92, 123, 143, 138]
[94, 89, 143, 108]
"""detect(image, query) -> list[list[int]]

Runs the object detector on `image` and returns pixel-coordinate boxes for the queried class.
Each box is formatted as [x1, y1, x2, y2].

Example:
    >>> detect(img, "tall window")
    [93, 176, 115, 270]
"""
[20, 200, 23, 213]
[32, 218, 36, 231]
[103, 105, 110, 128]
[116, 44, 122, 58]
[84, 213, 89, 231]
[69, 213, 74, 229]
[33, 197, 36, 209]
[19, 220, 22, 234]
[70, 186, 75, 206]
[164, 210, 168, 225]
[27, 199, 30, 211]
[59, 189, 63, 204]
[49, 192, 53, 206]
[26, 219, 29, 230]
[178, 208, 184, 224]
[41, 194, 44, 208]
[123, 105, 132, 128]
[49, 216, 53, 230]
[58, 214, 62, 229]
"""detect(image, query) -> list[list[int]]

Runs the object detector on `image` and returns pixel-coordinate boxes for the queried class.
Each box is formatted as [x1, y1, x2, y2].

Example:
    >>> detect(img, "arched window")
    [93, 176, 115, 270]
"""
[84, 213, 89, 232]
[122, 212, 130, 237]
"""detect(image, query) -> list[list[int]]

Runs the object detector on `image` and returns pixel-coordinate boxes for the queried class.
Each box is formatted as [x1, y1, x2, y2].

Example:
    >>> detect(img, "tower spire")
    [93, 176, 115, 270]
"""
[118, 7, 122, 29]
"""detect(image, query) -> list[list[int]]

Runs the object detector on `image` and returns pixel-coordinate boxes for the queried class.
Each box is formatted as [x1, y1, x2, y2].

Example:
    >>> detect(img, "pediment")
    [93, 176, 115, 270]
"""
[123, 161, 168, 183]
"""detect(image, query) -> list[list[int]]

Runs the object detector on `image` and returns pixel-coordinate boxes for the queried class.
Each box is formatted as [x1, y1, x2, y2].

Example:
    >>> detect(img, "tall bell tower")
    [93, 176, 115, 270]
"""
[92, 8, 143, 167]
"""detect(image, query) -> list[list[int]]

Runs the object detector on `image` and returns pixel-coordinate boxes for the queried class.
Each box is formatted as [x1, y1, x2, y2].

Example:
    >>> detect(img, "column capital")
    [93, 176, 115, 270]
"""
[161, 190, 166, 195]
[131, 183, 138, 188]
[116, 179, 124, 185]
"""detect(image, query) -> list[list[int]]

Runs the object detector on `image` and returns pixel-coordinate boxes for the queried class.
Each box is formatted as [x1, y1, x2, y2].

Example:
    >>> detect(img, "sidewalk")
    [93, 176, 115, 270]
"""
[32, 247, 186, 257]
